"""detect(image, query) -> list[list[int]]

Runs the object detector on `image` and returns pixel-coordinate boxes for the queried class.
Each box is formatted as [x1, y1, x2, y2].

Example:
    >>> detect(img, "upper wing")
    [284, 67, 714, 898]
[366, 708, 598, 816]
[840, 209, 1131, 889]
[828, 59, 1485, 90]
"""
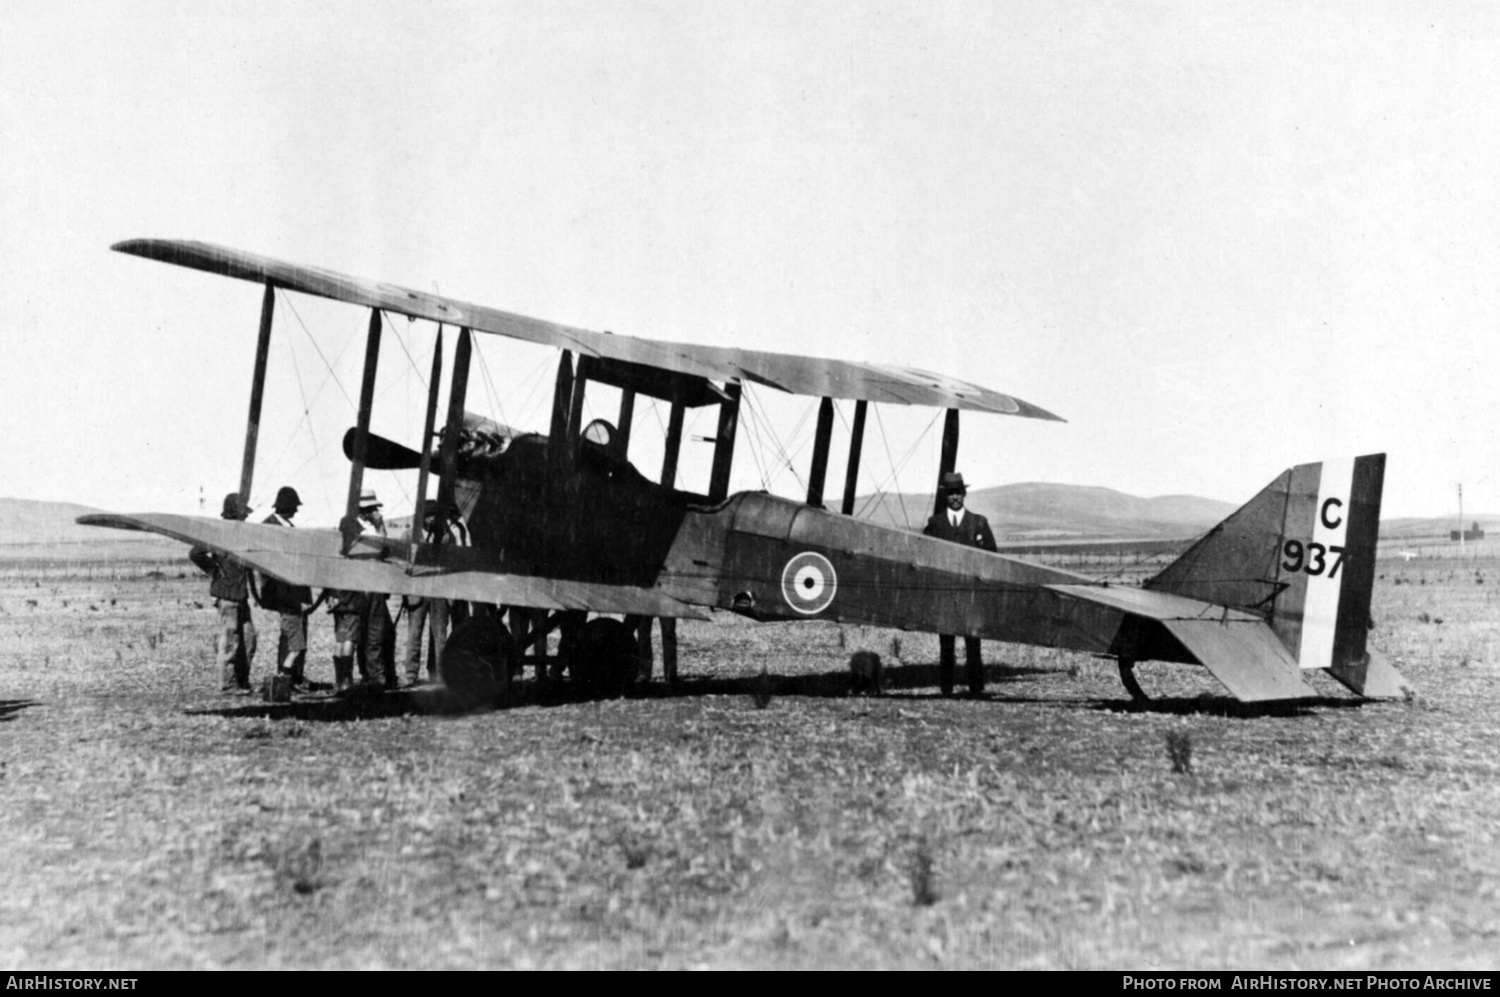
[79, 513, 708, 620]
[112, 239, 1063, 420]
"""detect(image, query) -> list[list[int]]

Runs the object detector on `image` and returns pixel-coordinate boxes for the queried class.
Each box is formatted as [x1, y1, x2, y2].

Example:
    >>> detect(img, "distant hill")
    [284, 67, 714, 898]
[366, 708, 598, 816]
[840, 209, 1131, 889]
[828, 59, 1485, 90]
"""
[1, 497, 114, 543]
[0, 497, 183, 561]
[851, 483, 1238, 540]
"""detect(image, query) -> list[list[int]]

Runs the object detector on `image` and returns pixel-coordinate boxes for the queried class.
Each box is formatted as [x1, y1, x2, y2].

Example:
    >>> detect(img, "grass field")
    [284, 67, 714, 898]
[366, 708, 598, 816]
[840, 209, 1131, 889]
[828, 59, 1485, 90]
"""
[0, 557, 1496, 969]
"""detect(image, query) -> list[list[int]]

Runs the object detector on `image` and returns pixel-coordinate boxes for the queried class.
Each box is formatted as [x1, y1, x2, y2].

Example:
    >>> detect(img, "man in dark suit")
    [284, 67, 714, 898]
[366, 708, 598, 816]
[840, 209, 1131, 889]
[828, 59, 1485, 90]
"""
[923, 471, 998, 696]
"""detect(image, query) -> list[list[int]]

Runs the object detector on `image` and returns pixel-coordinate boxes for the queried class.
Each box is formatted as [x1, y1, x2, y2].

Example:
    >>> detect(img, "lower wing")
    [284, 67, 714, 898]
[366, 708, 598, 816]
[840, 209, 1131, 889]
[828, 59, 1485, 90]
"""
[78, 513, 707, 619]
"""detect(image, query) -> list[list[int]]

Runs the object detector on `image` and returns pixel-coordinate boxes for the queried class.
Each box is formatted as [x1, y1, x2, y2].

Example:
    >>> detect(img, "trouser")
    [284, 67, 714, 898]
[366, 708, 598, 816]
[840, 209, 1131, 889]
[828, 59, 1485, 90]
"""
[216, 600, 256, 689]
[404, 597, 430, 679]
[622, 616, 680, 683]
[623, 615, 651, 682]
[360, 595, 395, 684]
[938, 634, 984, 695]
[276, 611, 307, 681]
[404, 597, 454, 680]
[332, 608, 364, 690]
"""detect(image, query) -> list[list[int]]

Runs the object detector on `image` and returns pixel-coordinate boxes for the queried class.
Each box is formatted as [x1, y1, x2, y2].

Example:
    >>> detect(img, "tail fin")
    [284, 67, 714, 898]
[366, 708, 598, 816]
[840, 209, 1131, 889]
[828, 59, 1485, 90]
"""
[1147, 453, 1411, 698]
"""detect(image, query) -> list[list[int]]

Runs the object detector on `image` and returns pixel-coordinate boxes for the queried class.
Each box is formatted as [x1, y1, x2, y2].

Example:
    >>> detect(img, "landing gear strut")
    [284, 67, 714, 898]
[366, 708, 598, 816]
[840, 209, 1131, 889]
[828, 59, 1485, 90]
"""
[1118, 658, 1149, 705]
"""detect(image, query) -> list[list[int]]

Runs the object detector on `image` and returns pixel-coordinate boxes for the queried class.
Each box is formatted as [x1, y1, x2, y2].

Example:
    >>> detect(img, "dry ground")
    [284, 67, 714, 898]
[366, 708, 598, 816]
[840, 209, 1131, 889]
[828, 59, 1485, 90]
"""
[0, 559, 1497, 970]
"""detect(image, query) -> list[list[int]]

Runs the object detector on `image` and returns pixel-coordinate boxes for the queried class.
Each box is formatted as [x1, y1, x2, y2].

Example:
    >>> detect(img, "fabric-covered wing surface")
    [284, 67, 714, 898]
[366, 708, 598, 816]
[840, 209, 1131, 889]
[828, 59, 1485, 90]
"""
[112, 239, 1063, 420]
[78, 513, 707, 620]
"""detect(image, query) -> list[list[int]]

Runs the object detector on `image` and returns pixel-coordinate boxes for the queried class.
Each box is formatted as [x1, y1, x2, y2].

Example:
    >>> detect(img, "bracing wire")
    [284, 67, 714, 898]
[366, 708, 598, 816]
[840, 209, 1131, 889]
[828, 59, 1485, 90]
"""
[870, 404, 911, 529]
[263, 296, 440, 516]
[471, 337, 532, 431]
[735, 387, 775, 491]
[472, 339, 554, 432]
[257, 296, 343, 496]
[739, 384, 811, 495]
[379, 311, 431, 391]
[889, 408, 941, 485]
[257, 300, 333, 516]
[278, 292, 357, 411]
[775, 401, 817, 489]
[472, 340, 506, 425]
[853, 407, 941, 526]
[736, 392, 774, 491]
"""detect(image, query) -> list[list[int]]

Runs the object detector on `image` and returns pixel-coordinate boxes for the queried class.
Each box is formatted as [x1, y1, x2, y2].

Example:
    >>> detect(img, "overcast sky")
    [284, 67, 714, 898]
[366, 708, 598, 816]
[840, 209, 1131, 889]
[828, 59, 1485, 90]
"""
[3, 1, 1496, 526]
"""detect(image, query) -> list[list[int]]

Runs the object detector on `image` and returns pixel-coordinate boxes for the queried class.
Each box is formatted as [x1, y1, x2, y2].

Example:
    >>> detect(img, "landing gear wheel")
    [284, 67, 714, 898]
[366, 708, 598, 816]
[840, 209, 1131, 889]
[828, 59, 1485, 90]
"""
[562, 618, 640, 698]
[439, 618, 515, 708]
[1118, 658, 1149, 705]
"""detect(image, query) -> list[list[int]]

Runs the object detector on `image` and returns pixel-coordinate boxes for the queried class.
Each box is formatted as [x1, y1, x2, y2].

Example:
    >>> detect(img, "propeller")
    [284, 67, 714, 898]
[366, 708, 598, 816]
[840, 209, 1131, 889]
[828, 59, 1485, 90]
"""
[342, 428, 425, 470]
[341, 413, 517, 470]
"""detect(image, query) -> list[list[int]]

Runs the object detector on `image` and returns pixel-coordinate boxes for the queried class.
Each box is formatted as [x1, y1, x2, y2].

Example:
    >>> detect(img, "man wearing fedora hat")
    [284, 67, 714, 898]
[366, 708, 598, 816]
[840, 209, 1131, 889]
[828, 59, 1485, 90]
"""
[189, 492, 257, 694]
[356, 488, 397, 689]
[923, 471, 998, 696]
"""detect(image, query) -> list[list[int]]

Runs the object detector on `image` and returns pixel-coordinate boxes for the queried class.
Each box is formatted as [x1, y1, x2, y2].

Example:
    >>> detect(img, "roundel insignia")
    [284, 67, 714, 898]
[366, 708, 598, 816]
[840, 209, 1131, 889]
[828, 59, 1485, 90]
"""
[781, 551, 837, 616]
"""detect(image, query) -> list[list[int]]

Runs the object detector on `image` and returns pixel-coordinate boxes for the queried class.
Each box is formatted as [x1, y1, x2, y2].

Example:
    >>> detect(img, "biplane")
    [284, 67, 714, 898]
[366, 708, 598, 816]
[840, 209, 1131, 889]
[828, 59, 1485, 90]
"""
[81, 239, 1412, 706]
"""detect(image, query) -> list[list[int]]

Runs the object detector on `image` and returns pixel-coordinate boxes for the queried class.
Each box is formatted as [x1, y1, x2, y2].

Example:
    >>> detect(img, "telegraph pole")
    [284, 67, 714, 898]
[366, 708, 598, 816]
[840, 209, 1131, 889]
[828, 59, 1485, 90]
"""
[1458, 483, 1465, 559]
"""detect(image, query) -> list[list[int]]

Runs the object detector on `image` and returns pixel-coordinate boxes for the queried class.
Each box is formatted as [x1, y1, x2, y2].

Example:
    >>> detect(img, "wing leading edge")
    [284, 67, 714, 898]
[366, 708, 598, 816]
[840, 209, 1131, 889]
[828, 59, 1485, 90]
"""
[111, 239, 1063, 420]
[79, 513, 707, 620]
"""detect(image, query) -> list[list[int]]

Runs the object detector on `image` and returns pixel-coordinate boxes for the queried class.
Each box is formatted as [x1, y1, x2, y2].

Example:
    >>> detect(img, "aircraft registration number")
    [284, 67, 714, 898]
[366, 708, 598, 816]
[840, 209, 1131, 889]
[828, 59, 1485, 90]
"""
[1282, 539, 1346, 579]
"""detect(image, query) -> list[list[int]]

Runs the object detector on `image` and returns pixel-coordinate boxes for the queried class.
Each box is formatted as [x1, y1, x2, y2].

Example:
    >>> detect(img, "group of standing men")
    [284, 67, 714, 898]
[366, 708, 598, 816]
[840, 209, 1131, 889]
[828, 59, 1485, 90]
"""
[189, 486, 459, 696]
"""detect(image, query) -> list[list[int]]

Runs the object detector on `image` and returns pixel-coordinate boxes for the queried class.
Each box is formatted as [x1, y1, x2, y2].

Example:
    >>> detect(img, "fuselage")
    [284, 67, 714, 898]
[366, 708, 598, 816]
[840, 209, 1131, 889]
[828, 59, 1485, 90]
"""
[451, 434, 1121, 651]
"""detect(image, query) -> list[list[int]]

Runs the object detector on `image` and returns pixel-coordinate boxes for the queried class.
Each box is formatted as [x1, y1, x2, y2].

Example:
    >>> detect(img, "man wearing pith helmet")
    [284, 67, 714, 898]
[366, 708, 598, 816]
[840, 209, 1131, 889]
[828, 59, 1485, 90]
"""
[189, 492, 257, 694]
[260, 485, 313, 691]
[922, 471, 998, 697]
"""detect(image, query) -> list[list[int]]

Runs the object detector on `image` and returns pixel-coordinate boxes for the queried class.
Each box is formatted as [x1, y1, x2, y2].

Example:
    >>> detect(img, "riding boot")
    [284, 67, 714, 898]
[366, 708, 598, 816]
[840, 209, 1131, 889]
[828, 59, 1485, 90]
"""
[281, 651, 308, 693]
[334, 655, 354, 694]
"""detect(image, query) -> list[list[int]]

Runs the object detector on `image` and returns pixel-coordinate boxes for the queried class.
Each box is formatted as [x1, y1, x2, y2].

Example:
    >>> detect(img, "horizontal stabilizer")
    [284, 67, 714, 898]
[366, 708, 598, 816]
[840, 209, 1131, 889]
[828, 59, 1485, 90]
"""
[1046, 583, 1263, 623]
[1159, 617, 1318, 702]
[77, 512, 707, 620]
[1046, 583, 1316, 702]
